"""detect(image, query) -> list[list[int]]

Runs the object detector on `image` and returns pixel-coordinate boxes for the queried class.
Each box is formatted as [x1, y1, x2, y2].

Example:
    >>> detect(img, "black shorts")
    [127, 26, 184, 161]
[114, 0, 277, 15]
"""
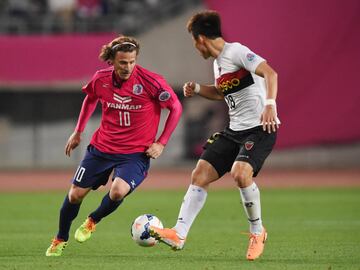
[200, 126, 276, 177]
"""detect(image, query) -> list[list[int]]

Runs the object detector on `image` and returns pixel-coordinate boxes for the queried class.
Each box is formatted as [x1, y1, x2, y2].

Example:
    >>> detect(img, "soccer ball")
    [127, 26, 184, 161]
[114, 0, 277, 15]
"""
[131, 214, 163, 247]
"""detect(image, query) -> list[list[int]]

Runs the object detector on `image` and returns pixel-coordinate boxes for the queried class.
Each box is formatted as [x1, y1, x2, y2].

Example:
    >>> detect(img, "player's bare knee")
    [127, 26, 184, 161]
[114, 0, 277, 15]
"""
[109, 188, 126, 201]
[68, 185, 88, 203]
[68, 191, 84, 204]
[191, 168, 207, 188]
[231, 165, 253, 188]
[110, 178, 130, 201]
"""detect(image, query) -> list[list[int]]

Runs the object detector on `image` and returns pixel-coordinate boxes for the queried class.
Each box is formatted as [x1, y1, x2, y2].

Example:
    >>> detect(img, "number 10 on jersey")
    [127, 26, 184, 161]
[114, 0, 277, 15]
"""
[119, 111, 131, 126]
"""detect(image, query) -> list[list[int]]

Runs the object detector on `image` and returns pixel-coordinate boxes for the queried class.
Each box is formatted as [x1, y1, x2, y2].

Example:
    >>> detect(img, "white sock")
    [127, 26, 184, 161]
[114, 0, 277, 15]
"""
[173, 184, 207, 239]
[239, 182, 263, 235]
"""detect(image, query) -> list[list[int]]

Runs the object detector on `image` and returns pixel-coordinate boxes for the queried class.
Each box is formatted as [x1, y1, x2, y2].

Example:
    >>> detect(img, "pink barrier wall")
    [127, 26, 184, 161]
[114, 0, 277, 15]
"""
[0, 34, 116, 85]
[206, 0, 360, 148]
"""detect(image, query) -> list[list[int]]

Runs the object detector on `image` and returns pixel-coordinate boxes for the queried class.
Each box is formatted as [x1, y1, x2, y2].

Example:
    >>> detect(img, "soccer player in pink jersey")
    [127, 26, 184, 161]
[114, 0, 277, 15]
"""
[46, 36, 182, 256]
[149, 11, 279, 261]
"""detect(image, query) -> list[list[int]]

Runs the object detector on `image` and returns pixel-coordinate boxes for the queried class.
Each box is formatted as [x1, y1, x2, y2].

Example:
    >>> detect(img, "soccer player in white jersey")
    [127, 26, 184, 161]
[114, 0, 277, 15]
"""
[150, 10, 280, 261]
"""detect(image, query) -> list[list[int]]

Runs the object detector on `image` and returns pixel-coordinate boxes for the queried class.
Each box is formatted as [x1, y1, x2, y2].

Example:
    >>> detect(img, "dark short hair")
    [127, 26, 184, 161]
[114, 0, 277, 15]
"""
[99, 36, 140, 61]
[187, 10, 222, 39]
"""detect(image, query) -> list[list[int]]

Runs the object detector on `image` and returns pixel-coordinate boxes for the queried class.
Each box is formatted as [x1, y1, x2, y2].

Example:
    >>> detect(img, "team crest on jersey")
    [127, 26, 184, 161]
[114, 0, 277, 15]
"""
[246, 53, 256, 62]
[158, 90, 171, 101]
[245, 141, 254, 151]
[133, 84, 143, 95]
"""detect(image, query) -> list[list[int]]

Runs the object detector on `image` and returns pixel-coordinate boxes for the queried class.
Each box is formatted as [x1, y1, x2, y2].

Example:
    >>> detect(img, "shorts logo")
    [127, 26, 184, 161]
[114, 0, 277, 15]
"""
[245, 141, 254, 151]
[246, 53, 256, 62]
[130, 180, 136, 189]
[133, 84, 143, 95]
[158, 90, 171, 101]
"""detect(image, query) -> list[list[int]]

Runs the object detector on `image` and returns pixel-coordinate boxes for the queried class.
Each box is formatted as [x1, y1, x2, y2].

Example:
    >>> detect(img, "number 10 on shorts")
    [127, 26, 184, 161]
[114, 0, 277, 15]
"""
[74, 166, 86, 182]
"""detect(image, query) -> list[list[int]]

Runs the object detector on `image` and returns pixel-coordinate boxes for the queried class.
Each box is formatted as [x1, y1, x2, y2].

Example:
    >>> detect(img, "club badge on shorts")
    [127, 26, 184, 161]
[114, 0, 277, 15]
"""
[245, 141, 254, 151]
[133, 84, 143, 95]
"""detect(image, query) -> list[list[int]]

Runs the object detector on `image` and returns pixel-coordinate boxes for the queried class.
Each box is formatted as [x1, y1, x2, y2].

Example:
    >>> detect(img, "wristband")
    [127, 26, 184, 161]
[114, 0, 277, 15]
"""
[265, 99, 276, 106]
[194, 83, 200, 94]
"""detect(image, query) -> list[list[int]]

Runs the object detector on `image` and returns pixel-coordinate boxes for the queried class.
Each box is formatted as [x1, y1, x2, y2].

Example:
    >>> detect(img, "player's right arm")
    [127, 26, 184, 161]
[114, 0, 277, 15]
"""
[183, 81, 224, 100]
[65, 94, 98, 157]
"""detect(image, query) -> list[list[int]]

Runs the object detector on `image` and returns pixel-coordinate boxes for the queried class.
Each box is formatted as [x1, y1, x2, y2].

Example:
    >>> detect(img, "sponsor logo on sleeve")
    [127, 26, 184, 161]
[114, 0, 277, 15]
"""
[246, 53, 256, 62]
[158, 90, 171, 101]
[133, 84, 143, 95]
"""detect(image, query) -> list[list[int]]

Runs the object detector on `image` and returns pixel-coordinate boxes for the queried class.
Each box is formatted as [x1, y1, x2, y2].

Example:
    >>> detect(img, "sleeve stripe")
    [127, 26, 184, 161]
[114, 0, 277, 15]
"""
[137, 68, 163, 92]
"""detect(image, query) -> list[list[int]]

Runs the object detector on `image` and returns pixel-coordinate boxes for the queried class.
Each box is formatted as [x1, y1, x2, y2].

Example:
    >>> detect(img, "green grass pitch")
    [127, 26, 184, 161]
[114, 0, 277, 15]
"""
[0, 188, 359, 270]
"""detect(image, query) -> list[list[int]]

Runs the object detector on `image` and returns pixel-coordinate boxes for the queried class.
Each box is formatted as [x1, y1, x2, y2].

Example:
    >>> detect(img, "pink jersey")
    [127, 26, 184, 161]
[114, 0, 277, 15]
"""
[78, 65, 181, 154]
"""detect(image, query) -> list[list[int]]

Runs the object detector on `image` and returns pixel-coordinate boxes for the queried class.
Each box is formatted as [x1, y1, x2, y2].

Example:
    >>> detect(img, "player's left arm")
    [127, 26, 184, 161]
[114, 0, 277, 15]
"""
[255, 61, 279, 133]
[146, 91, 182, 159]
[65, 94, 98, 156]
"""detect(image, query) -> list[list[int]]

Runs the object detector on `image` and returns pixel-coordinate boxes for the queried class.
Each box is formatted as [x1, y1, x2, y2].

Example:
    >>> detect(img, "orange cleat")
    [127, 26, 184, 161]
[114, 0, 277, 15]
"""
[246, 227, 267, 261]
[45, 238, 68, 257]
[74, 217, 96, 243]
[149, 226, 185, 250]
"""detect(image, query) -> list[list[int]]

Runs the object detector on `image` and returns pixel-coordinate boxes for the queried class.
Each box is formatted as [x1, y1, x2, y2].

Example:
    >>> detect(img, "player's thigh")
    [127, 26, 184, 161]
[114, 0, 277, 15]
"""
[200, 133, 239, 180]
[191, 159, 221, 187]
[72, 146, 114, 190]
[113, 153, 150, 194]
[236, 129, 277, 177]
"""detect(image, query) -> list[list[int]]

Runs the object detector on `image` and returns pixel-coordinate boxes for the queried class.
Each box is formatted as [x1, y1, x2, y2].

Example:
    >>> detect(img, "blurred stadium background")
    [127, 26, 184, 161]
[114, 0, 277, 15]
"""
[0, 1, 360, 269]
[0, 0, 359, 185]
